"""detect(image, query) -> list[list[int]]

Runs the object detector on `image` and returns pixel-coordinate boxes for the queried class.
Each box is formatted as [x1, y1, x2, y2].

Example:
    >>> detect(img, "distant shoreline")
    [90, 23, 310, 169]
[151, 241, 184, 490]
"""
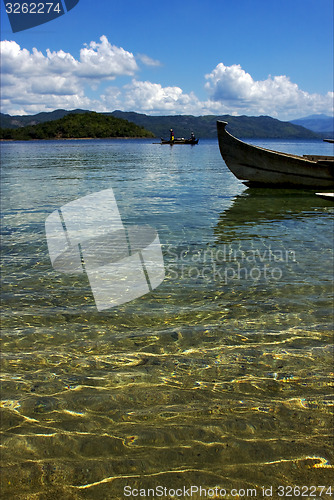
[1, 136, 328, 143]
[0, 136, 154, 142]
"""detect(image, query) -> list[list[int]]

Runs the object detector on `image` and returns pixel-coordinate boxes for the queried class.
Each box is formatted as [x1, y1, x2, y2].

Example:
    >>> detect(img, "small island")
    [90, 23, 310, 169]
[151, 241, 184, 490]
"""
[0, 112, 155, 140]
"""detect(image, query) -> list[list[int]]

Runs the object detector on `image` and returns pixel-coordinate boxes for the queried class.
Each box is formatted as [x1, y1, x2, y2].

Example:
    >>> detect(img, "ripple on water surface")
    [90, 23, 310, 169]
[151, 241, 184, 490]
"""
[1, 139, 333, 499]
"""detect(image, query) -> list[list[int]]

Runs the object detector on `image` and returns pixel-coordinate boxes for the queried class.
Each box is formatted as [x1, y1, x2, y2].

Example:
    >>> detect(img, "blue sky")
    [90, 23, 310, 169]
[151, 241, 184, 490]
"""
[1, 0, 333, 119]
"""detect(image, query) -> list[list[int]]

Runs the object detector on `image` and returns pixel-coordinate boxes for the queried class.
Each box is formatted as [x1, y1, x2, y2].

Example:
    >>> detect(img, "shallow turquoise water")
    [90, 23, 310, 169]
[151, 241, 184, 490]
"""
[1, 138, 333, 499]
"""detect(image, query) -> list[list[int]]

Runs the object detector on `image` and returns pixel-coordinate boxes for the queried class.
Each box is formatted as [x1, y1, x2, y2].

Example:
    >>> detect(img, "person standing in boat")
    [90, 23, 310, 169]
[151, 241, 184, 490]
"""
[170, 129, 174, 142]
[190, 131, 195, 141]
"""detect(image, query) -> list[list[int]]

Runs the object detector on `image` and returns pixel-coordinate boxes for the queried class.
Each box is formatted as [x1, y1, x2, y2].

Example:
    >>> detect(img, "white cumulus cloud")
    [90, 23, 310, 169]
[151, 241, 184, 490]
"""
[119, 79, 201, 114]
[77, 36, 138, 78]
[204, 63, 333, 119]
[0, 38, 332, 119]
[0, 36, 139, 114]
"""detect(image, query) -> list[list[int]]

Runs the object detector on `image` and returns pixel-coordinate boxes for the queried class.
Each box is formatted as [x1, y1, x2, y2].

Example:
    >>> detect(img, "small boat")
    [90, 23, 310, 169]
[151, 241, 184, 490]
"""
[315, 192, 334, 201]
[160, 138, 199, 145]
[217, 121, 334, 188]
[323, 139, 334, 143]
[160, 130, 198, 145]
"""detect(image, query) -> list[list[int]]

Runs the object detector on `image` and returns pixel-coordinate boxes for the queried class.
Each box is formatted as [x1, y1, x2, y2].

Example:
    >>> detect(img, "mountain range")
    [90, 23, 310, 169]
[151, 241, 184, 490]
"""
[290, 114, 334, 134]
[110, 111, 331, 139]
[1, 110, 333, 139]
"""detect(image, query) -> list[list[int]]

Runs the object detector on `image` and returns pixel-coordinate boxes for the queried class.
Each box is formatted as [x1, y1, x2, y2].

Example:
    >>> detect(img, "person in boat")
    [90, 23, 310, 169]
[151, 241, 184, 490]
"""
[170, 129, 174, 142]
[190, 132, 195, 141]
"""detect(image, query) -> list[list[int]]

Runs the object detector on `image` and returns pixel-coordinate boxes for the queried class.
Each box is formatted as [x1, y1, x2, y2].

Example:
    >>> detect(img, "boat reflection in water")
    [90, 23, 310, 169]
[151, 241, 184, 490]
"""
[213, 188, 333, 243]
[209, 188, 333, 306]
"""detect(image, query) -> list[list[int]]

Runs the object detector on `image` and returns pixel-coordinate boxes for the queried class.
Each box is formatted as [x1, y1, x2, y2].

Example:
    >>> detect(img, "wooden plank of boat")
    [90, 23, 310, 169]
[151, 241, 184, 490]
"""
[217, 120, 334, 189]
[315, 192, 334, 201]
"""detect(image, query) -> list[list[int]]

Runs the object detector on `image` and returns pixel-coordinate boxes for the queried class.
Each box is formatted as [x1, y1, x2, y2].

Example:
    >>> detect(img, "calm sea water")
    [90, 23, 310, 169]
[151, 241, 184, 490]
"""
[1, 138, 333, 499]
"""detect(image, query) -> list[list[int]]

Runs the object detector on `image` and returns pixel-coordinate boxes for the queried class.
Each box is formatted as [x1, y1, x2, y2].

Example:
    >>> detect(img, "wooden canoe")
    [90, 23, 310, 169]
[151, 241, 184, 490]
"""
[217, 121, 334, 188]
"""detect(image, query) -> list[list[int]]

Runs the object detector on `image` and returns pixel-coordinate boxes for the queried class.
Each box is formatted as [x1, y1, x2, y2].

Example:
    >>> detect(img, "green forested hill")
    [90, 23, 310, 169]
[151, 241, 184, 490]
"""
[0, 112, 154, 140]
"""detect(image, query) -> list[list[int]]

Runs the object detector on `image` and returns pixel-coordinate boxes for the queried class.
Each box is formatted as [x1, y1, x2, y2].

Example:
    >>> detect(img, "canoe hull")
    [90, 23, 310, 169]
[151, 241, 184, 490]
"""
[217, 121, 334, 188]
